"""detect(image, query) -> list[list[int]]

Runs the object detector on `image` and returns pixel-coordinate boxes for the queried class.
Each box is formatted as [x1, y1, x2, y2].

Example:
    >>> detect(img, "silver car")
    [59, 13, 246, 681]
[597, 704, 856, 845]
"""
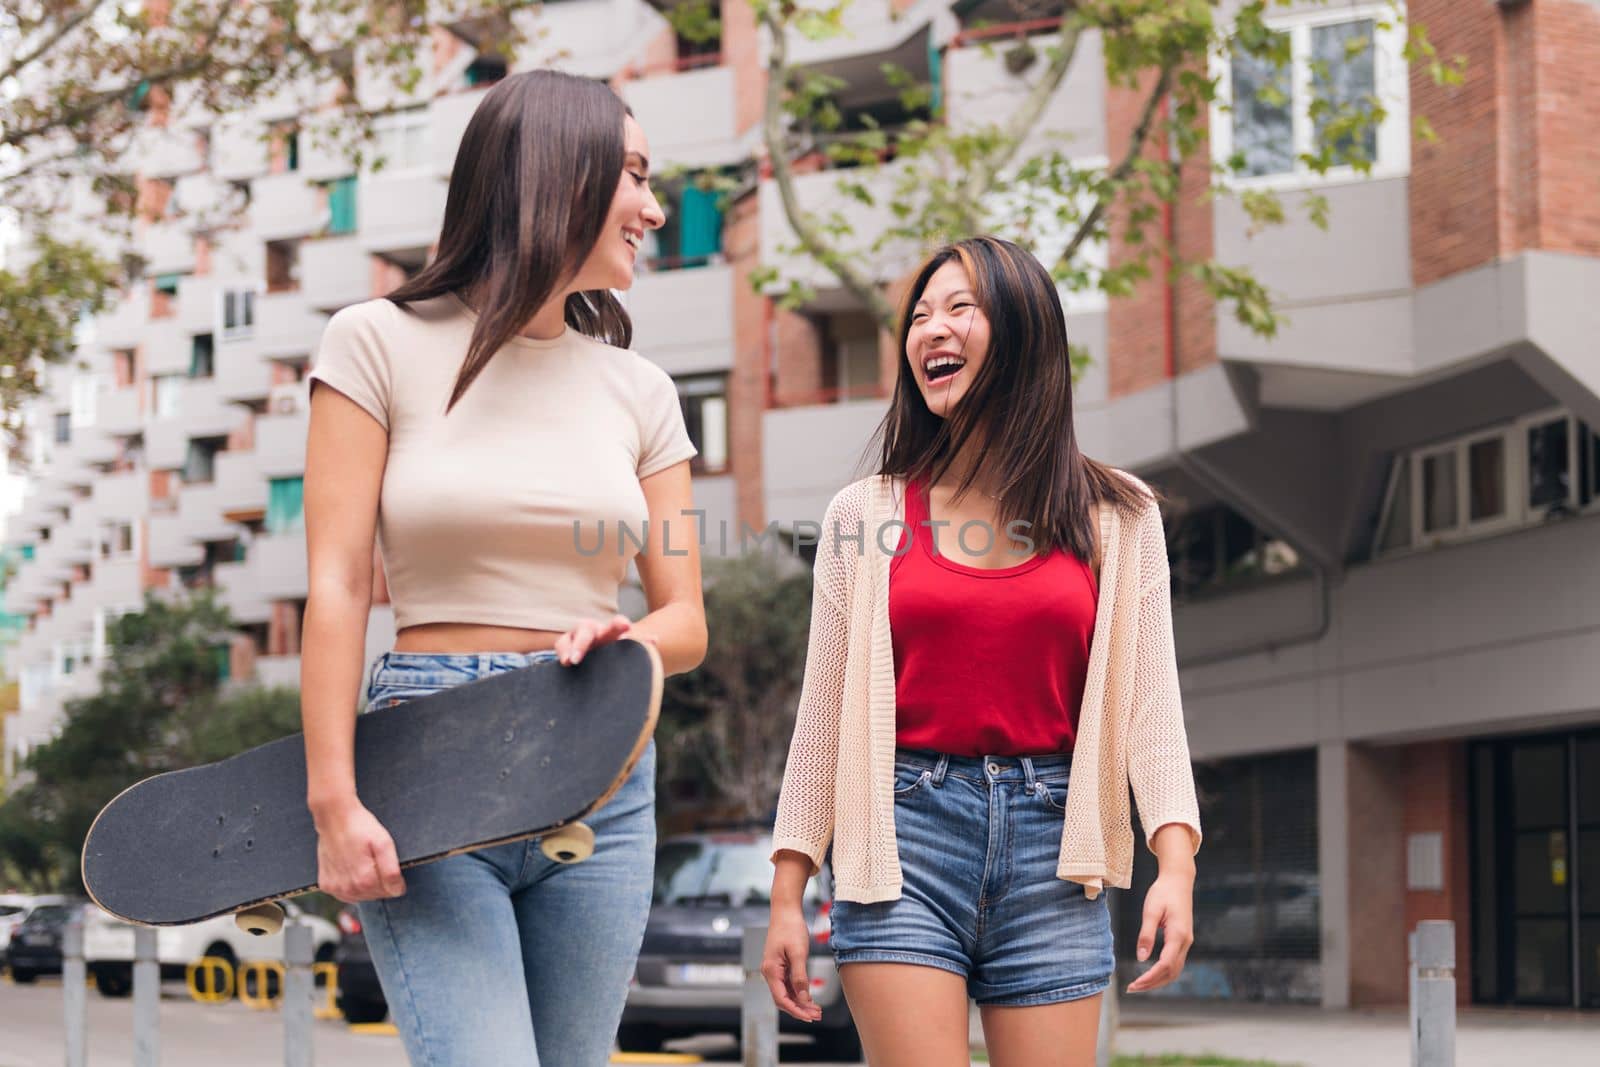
[619, 830, 861, 1060]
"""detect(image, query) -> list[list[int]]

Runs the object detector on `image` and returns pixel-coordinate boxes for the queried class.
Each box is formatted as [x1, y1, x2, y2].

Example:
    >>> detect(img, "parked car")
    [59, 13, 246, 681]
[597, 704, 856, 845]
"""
[82, 899, 338, 997]
[620, 830, 860, 1060]
[5, 900, 84, 982]
[332, 905, 388, 1024]
[0, 894, 63, 951]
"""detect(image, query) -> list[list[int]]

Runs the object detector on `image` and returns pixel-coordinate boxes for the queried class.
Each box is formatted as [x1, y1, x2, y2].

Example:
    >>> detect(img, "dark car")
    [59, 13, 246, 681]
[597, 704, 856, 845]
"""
[619, 830, 860, 1060]
[332, 905, 388, 1024]
[5, 901, 82, 983]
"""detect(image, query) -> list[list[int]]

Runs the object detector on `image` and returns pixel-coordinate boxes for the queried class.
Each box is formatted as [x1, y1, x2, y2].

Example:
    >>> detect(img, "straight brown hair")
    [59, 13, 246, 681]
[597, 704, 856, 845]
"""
[385, 70, 633, 412]
[877, 235, 1150, 563]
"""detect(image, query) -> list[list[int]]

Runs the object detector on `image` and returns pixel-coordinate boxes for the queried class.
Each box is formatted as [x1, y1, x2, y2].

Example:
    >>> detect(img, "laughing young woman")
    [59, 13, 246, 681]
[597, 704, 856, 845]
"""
[762, 236, 1202, 1067]
[300, 71, 706, 1065]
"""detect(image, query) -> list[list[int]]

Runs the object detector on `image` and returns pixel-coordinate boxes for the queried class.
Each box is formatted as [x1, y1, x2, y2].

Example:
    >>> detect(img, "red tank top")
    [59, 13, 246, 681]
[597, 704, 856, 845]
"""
[889, 479, 1098, 756]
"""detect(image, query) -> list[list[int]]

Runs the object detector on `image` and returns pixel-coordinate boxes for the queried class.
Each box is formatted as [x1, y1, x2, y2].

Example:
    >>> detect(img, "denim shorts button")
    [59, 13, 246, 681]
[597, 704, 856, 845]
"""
[987, 762, 1001, 775]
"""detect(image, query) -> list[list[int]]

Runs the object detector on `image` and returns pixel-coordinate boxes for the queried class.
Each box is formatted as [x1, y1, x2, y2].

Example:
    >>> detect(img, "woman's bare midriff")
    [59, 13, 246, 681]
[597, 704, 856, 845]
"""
[393, 623, 565, 655]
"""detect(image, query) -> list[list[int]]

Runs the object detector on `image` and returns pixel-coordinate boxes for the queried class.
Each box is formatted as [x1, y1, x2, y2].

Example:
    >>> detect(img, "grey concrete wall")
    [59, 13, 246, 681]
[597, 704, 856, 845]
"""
[1176, 510, 1600, 762]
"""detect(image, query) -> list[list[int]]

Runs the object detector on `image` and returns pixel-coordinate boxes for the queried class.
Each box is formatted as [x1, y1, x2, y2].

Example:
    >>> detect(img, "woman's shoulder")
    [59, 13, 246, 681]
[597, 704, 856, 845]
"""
[825, 475, 891, 522]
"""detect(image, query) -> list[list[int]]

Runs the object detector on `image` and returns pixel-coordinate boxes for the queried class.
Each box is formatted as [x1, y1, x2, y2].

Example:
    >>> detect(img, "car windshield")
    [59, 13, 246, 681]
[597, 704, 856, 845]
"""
[0, 905, 23, 918]
[654, 839, 821, 907]
[28, 905, 70, 924]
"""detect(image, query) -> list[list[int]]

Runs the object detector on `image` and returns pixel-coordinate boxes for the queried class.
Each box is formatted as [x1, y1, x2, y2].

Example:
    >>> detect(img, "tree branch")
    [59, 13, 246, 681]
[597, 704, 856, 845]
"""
[760, 7, 897, 331]
[0, 1, 110, 85]
[959, 22, 1084, 208]
[1055, 59, 1174, 273]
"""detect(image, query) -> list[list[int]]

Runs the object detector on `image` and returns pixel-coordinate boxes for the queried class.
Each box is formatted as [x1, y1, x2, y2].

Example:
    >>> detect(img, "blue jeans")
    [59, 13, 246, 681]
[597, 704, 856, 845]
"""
[828, 749, 1114, 1006]
[355, 650, 657, 1066]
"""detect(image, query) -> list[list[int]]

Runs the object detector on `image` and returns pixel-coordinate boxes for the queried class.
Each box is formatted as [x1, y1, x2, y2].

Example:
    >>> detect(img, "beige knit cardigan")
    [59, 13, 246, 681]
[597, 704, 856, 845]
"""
[771, 474, 1202, 902]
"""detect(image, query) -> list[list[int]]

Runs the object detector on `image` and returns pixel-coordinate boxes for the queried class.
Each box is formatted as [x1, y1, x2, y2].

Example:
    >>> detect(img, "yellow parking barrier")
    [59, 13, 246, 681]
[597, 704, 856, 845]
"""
[313, 962, 341, 1020]
[237, 960, 286, 1010]
[185, 956, 235, 1003]
[609, 1055, 704, 1064]
[350, 1022, 399, 1036]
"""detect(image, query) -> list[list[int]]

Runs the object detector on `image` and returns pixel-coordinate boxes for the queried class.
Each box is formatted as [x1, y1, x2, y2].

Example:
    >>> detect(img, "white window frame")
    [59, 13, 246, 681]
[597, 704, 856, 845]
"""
[219, 286, 258, 340]
[150, 374, 184, 420]
[1210, 3, 1410, 191]
[1373, 408, 1597, 560]
[98, 519, 138, 562]
[69, 371, 104, 429]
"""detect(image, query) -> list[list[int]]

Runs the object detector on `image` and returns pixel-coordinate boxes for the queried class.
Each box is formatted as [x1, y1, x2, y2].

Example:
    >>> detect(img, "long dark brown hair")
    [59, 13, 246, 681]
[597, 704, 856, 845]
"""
[386, 70, 633, 412]
[877, 235, 1149, 563]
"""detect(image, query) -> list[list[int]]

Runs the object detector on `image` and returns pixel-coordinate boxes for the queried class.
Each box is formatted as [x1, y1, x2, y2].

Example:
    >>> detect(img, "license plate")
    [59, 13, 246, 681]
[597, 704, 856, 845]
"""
[23, 934, 51, 947]
[673, 963, 743, 987]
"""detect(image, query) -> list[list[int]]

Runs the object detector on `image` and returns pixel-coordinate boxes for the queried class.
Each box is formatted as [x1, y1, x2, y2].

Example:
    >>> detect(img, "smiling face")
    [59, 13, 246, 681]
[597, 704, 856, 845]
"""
[567, 115, 666, 293]
[904, 258, 992, 419]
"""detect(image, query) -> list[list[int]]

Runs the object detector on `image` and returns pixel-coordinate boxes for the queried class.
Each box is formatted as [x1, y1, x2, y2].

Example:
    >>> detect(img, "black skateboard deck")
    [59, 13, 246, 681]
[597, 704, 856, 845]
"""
[82, 638, 661, 928]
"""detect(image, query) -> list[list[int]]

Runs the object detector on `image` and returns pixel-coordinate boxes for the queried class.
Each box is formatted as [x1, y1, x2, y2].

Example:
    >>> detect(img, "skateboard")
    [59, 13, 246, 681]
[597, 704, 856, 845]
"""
[82, 638, 661, 934]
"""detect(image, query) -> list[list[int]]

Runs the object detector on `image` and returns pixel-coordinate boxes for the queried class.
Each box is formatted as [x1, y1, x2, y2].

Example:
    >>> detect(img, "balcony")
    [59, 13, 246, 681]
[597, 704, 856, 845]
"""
[177, 275, 217, 334]
[299, 236, 372, 312]
[254, 291, 326, 360]
[211, 120, 269, 182]
[142, 315, 191, 377]
[757, 160, 921, 294]
[147, 514, 203, 569]
[250, 173, 325, 242]
[142, 221, 195, 276]
[214, 451, 267, 520]
[176, 482, 239, 545]
[762, 398, 889, 525]
[96, 387, 143, 438]
[359, 172, 447, 255]
[89, 558, 143, 608]
[256, 411, 308, 479]
[91, 471, 149, 521]
[137, 126, 203, 178]
[214, 560, 271, 626]
[174, 172, 233, 222]
[214, 337, 274, 404]
[251, 532, 308, 601]
[943, 28, 1106, 159]
[255, 654, 302, 689]
[786, 0, 936, 66]
[628, 264, 735, 375]
[620, 66, 740, 169]
[429, 89, 490, 180]
[510, 1, 663, 79]
[95, 297, 147, 351]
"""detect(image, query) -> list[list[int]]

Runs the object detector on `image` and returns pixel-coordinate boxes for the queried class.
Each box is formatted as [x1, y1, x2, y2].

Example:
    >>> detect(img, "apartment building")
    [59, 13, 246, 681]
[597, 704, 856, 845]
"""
[4, 0, 1598, 1012]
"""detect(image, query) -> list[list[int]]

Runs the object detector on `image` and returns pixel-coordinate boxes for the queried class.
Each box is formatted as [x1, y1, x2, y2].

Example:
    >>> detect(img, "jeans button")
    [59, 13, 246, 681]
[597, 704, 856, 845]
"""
[987, 762, 1001, 775]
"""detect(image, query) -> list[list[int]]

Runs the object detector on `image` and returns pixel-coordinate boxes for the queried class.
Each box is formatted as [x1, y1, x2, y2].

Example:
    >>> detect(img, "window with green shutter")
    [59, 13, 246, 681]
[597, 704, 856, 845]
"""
[327, 177, 357, 235]
[267, 477, 305, 535]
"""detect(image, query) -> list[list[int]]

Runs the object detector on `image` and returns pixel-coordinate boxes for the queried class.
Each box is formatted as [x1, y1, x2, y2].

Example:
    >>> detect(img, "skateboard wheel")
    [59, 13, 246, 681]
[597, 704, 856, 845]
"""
[236, 903, 286, 937]
[540, 823, 595, 864]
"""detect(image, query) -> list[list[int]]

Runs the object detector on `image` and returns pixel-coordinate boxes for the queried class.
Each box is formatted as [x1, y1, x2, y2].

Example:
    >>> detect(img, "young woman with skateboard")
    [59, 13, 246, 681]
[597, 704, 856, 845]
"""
[301, 71, 706, 1065]
[762, 235, 1202, 1066]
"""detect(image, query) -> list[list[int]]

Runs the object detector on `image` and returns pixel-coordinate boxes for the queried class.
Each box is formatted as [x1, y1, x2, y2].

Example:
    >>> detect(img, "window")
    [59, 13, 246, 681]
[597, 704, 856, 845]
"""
[53, 412, 71, 445]
[69, 372, 102, 427]
[1213, 7, 1408, 185]
[266, 240, 300, 293]
[325, 177, 358, 235]
[183, 437, 225, 485]
[151, 374, 183, 419]
[266, 476, 305, 535]
[189, 334, 215, 379]
[1374, 411, 1600, 559]
[675, 376, 729, 476]
[273, 122, 300, 174]
[222, 288, 255, 339]
[1167, 503, 1303, 601]
[99, 521, 135, 560]
[647, 178, 725, 271]
[464, 54, 507, 87]
[371, 109, 430, 173]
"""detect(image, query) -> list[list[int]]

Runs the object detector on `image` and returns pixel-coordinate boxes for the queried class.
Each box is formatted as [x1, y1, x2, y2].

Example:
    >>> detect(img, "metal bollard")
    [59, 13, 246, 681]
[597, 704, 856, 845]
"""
[1096, 975, 1119, 1067]
[1409, 920, 1456, 1067]
[63, 920, 86, 1067]
[285, 922, 314, 1067]
[133, 926, 160, 1067]
[741, 925, 778, 1067]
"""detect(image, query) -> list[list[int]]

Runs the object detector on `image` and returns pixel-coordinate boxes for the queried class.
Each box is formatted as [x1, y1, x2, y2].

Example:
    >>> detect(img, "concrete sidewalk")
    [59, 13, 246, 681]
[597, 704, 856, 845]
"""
[1103, 1000, 1600, 1067]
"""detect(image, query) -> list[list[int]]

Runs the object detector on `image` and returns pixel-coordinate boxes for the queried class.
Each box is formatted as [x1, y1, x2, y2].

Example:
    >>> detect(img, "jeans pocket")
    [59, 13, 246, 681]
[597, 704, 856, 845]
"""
[892, 765, 932, 799]
[1034, 777, 1070, 813]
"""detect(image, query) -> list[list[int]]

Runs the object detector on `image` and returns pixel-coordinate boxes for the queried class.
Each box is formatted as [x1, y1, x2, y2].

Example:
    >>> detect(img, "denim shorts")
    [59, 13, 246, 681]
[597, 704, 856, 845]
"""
[828, 749, 1114, 1006]
[357, 649, 657, 1066]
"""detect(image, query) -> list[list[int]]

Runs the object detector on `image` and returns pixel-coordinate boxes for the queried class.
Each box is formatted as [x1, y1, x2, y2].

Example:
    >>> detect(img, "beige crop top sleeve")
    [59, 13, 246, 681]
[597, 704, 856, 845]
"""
[307, 294, 697, 632]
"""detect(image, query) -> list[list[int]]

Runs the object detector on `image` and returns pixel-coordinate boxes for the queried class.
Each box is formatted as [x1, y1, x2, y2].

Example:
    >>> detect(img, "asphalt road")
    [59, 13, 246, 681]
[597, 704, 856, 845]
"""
[0, 973, 865, 1066]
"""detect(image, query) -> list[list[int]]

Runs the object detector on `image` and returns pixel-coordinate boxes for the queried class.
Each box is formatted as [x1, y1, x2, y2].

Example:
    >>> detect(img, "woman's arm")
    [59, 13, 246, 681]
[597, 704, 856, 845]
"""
[301, 383, 403, 901]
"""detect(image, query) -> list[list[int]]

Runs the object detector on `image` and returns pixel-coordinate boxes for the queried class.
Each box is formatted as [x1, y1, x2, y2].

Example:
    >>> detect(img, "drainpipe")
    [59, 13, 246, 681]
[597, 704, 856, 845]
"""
[1157, 93, 1333, 670]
